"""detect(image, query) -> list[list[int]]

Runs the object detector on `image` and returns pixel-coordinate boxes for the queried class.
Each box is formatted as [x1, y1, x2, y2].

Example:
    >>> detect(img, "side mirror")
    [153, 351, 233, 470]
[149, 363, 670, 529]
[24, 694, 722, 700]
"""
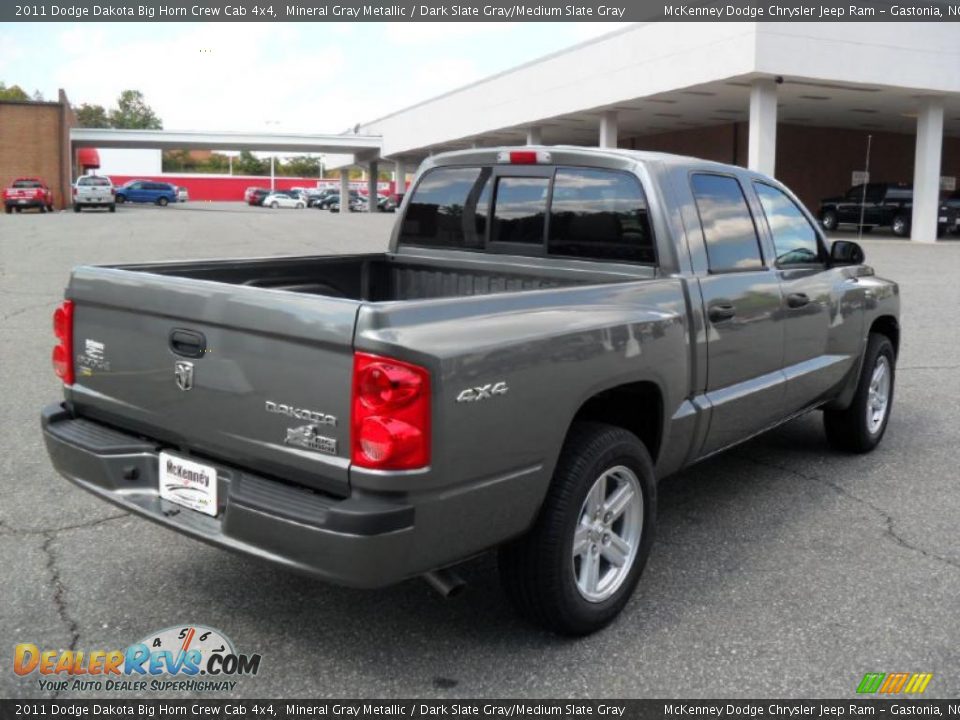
[830, 240, 865, 266]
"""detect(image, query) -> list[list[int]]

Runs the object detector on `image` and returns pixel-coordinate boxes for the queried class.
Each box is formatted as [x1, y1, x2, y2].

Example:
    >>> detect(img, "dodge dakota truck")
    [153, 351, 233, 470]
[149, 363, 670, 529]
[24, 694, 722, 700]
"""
[41, 147, 900, 635]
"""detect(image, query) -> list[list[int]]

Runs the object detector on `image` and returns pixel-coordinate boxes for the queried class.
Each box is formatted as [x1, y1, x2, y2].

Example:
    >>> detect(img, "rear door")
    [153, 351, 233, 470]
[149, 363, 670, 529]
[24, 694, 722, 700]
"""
[689, 172, 786, 456]
[752, 181, 863, 412]
[67, 267, 360, 495]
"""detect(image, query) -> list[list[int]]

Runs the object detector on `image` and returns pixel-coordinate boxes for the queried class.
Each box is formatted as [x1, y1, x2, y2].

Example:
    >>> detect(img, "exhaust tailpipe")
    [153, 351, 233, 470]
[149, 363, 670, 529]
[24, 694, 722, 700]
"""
[423, 568, 466, 598]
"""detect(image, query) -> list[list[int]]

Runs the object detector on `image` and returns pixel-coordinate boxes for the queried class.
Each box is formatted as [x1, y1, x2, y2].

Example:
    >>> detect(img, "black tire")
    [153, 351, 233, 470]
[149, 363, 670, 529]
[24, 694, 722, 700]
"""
[109, 204, 116, 213]
[47, 204, 54, 212]
[823, 334, 895, 453]
[5, 206, 11, 214]
[157, 197, 169, 207]
[39, 205, 46, 214]
[499, 422, 656, 636]
[74, 204, 81, 213]
[270, 201, 279, 209]
[15, 207, 21, 213]
[821, 210, 838, 232]
[891, 215, 910, 237]
[116, 195, 125, 204]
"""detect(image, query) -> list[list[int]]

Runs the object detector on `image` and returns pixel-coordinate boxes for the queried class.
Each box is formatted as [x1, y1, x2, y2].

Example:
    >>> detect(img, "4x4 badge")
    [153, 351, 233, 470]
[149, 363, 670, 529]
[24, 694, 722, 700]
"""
[174, 361, 194, 391]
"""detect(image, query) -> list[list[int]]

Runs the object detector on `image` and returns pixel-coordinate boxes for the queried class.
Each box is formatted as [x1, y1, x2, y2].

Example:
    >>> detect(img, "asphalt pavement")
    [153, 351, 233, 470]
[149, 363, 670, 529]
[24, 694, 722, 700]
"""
[1, 202, 958, 699]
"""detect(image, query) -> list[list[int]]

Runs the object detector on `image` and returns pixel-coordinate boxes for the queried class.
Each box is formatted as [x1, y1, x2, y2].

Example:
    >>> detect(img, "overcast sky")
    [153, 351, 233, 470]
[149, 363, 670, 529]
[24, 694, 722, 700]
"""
[1, 22, 630, 133]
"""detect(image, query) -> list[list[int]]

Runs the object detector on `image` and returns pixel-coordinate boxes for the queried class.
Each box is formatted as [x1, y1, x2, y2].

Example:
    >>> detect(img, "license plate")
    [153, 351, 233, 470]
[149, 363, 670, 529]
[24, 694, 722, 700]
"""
[939, 216, 947, 223]
[158, 452, 218, 517]
[17, 199, 26, 204]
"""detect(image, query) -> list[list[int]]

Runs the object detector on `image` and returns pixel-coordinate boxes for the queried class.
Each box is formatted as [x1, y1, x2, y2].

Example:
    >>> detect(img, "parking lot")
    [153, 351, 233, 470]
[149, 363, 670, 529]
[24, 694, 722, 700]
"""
[1, 202, 958, 699]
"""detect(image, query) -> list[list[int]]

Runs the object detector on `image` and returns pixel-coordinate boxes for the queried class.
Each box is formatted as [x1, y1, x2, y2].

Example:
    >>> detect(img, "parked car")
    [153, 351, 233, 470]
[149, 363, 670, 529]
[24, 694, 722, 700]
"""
[262, 191, 306, 209]
[353, 193, 397, 213]
[115, 180, 178, 206]
[819, 182, 947, 237]
[939, 190, 960, 235]
[317, 190, 358, 210]
[177, 187, 189, 203]
[40, 147, 899, 636]
[245, 188, 271, 206]
[4, 177, 54, 214]
[304, 189, 330, 207]
[73, 175, 115, 213]
[326, 191, 363, 212]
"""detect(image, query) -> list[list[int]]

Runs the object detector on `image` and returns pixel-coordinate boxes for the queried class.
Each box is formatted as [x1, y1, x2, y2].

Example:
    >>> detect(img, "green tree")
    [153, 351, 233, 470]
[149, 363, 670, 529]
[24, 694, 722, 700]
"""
[0, 82, 30, 101]
[280, 155, 321, 178]
[108, 90, 162, 129]
[76, 103, 109, 128]
[235, 151, 266, 176]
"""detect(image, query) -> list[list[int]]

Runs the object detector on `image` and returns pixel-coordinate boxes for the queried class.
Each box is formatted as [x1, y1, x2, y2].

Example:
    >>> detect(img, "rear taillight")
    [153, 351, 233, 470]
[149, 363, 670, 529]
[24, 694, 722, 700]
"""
[72, 187, 77, 197]
[352, 352, 430, 470]
[52, 300, 74, 385]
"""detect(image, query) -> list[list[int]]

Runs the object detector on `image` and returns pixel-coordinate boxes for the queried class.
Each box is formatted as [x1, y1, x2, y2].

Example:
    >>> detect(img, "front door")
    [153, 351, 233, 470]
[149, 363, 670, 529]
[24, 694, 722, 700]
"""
[752, 181, 864, 412]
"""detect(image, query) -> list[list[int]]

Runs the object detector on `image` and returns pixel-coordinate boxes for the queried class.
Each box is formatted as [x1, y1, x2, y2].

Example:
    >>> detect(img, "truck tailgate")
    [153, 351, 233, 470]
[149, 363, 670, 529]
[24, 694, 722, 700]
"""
[65, 266, 359, 496]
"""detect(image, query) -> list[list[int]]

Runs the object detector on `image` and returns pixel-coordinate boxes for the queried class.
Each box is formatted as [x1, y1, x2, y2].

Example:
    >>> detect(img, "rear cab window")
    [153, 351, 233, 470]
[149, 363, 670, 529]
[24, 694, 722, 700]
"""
[690, 173, 764, 273]
[399, 164, 656, 265]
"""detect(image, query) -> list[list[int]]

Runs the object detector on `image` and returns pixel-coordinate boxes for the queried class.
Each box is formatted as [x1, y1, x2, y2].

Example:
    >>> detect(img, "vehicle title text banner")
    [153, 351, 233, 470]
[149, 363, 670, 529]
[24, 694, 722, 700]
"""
[4, 700, 960, 718]
[3, 0, 959, 22]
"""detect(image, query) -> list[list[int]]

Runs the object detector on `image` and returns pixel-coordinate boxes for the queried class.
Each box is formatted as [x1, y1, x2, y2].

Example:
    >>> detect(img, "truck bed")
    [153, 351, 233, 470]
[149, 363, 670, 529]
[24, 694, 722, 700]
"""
[115, 253, 642, 302]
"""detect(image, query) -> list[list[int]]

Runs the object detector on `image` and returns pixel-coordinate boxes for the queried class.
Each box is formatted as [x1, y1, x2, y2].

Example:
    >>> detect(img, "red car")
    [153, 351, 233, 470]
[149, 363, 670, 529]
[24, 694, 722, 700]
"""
[4, 178, 54, 214]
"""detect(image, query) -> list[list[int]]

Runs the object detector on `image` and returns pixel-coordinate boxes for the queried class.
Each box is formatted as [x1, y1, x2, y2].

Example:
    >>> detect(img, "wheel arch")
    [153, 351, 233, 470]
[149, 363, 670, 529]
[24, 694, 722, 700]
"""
[566, 380, 664, 465]
[870, 315, 900, 358]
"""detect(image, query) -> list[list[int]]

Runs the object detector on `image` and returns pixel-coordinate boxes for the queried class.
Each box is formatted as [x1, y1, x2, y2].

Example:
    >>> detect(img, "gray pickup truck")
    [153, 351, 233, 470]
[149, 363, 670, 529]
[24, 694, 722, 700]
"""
[42, 147, 899, 635]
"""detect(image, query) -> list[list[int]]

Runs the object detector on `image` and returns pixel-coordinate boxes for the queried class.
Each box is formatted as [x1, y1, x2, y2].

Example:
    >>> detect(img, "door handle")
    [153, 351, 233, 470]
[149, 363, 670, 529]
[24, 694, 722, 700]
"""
[787, 293, 810, 309]
[169, 329, 207, 358]
[708, 303, 736, 322]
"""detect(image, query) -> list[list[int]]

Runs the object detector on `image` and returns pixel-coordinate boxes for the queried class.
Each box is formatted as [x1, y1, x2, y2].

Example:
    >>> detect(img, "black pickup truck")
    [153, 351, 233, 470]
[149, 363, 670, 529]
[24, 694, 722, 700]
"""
[819, 182, 948, 237]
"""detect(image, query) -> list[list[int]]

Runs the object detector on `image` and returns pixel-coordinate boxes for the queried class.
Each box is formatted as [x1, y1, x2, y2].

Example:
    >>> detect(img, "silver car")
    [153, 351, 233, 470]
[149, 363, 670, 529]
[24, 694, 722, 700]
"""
[73, 175, 115, 213]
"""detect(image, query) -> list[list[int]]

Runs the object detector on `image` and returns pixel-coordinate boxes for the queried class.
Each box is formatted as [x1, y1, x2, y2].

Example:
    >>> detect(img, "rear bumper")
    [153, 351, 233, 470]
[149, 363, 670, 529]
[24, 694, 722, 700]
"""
[41, 404, 420, 588]
[5, 199, 45, 208]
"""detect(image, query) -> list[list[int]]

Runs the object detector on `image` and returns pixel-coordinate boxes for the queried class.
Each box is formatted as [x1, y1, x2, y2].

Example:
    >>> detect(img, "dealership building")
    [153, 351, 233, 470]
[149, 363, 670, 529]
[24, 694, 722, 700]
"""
[343, 22, 960, 243]
[2, 22, 958, 242]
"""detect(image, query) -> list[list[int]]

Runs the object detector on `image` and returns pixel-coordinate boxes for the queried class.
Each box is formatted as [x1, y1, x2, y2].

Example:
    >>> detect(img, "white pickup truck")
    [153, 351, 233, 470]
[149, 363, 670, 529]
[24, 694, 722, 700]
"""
[73, 175, 116, 213]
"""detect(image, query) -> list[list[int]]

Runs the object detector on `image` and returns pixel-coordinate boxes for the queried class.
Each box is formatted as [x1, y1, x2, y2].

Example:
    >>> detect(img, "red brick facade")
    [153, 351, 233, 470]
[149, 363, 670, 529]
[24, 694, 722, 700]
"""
[0, 90, 76, 210]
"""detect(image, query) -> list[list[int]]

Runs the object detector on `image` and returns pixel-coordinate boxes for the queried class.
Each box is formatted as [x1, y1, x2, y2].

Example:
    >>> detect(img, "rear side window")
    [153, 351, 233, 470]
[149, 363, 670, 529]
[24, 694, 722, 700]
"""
[78, 177, 110, 187]
[13, 180, 42, 188]
[690, 174, 763, 272]
[490, 177, 549, 245]
[549, 169, 655, 263]
[400, 167, 491, 250]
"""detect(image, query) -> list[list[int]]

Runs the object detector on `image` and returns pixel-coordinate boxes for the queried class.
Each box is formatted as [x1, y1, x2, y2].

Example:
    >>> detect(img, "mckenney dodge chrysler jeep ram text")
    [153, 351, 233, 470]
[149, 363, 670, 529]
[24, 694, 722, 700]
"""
[41, 148, 899, 635]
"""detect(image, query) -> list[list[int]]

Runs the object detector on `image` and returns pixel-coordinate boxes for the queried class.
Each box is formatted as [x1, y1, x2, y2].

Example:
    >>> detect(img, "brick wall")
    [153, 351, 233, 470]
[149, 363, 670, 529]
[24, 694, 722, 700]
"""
[0, 93, 75, 210]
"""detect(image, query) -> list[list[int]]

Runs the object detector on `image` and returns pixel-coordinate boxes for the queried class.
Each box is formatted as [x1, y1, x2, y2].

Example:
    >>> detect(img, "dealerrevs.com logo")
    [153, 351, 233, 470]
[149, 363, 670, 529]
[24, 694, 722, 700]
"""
[856, 672, 933, 694]
[14, 625, 262, 693]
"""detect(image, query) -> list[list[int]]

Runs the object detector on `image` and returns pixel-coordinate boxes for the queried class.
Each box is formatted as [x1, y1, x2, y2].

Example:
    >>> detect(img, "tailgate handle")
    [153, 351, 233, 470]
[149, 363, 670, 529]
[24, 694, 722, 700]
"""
[169, 329, 207, 358]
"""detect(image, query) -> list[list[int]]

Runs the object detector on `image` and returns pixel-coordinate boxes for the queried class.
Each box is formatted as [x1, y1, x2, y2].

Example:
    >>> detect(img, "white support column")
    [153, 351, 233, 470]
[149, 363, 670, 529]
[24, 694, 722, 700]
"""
[270, 155, 276, 190]
[911, 98, 944, 243]
[394, 160, 406, 201]
[599, 111, 618, 149]
[526, 126, 542, 145]
[367, 161, 378, 213]
[339, 168, 350, 214]
[748, 78, 778, 177]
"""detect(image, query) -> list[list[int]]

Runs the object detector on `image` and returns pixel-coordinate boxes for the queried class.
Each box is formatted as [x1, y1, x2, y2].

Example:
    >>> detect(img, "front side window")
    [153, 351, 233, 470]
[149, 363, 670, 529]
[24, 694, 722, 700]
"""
[400, 167, 491, 250]
[754, 182, 822, 266]
[490, 177, 550, 245]
[690, 174, 763, 272]
[548, 169, 655, 263]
